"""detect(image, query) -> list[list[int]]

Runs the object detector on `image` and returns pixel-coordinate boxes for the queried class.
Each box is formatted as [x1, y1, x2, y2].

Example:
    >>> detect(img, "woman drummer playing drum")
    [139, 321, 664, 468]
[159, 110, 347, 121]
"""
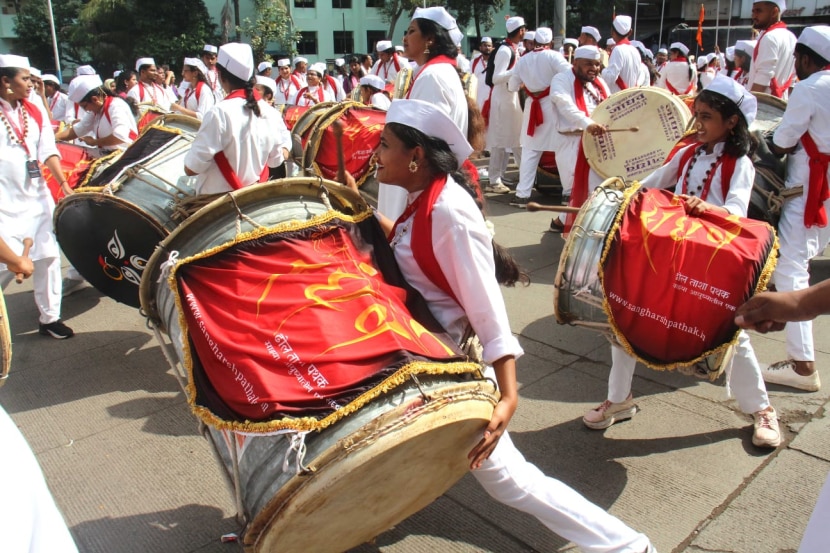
[583, 75, 782, 449]
[344, 99, 656, 553]
[56, 74, 138, 154]
[169, 57, 216, 120]
[183, 42, 290, 195]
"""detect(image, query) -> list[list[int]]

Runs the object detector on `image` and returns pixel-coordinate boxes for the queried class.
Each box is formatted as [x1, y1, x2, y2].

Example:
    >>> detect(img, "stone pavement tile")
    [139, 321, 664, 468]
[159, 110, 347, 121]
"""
[686, 449, 828, 553]
[444, 367, 767, 553]
[789, 410, 830, 461]
[34, 401, 238, 553]
[348, 495, 537, 552]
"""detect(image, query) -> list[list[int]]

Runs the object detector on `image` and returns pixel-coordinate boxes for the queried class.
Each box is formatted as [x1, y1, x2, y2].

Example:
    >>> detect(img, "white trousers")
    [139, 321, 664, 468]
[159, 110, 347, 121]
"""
[1, 257, 62, 324]
[773, 195, 830, 362]
[608, 330, 769, 414]
[516, 148, 542, 199]
[474, 432, 651, 553]
[488, 147, 522, 184]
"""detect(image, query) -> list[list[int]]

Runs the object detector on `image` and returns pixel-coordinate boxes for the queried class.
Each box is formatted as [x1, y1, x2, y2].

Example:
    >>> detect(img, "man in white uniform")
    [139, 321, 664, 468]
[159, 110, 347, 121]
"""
[507, 27, 571, 208]
[201, 44, 224, 101]
[579, 26, 609, 68]
[126, 57, 172, 110]
[371, 40, 407, 83]
[292, 57, 309, 87]
[601, 15, 641, 93]
[548, 46, 610, 231]
[472, 37, 493, 113]
[487, 16, 524, 195]
[747, 0, 796, 99]
[765, 25, 830, 392]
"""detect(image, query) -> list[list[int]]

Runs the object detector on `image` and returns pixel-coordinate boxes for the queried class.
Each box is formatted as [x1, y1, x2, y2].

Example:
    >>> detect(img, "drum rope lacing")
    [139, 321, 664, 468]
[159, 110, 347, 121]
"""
[158, 251, 179, 283]
[282, 431, 312, 474]
[228, 192, 266, 236]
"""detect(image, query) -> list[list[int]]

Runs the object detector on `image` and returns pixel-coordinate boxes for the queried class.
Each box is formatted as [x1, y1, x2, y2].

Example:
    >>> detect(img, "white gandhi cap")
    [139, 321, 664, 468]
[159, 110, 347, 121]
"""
[412, 7, 464, 44]
[797, 25, 830, 63]
[218, 42, 255, 81]
[68, 74, 103, 103]
[386, 99, 473, 170]
[703, 74, 757, 126]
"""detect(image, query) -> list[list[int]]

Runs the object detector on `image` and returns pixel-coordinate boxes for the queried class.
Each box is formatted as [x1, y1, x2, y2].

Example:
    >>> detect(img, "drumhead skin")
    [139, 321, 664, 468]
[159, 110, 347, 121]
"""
[54, 192, 166, 308]
[0, 288, 10, 387]
[584, 87, 692, 181]
[751, 92, 787, 134]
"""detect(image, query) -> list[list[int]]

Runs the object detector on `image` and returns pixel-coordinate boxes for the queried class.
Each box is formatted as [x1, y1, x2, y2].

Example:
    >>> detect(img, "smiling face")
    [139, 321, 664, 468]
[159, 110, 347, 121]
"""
[693, 99, 738, 149]
[374, 126, 416, 187]
[306, 71, 321, 86]
[573, 58, 601, 82]
[278, 65, 291, 79]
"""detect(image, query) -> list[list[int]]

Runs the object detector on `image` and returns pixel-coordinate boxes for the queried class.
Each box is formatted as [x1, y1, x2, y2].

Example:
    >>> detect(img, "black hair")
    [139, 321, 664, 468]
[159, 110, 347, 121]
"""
[138, 64, 154, 75]
[507, 26, 525, 40]
[695, 89, 757, 158]
[217, 63, 261, 117]
[386, 122, 529, 287]
[0, 66, 22, 82]
[795, 43, 830, 69]
[414, 18, 459, 60]
[185, 65, 208, 83]
[81, 86, 116, 102]
[115, 70, 136, 94]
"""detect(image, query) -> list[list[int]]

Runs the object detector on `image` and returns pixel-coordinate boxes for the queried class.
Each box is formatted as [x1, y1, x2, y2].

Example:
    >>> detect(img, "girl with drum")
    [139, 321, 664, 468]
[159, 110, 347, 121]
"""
[183, 43, 290, 195]
[293, 64, 335, 107]
[169, 57, 216, 120]
[358, 75, 391, 110]
[345, 99, 656, 553]
[583, 75, 782, 449]
[0, 54, 74, 339]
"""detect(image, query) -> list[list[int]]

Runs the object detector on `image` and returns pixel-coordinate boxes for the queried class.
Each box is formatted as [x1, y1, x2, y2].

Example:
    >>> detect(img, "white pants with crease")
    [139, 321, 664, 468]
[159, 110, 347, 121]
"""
[1, 257, 62, 324]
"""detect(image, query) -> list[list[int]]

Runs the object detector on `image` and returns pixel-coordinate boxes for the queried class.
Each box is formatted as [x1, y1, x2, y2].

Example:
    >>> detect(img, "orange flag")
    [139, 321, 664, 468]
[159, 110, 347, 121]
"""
[696, 4, 705, 48]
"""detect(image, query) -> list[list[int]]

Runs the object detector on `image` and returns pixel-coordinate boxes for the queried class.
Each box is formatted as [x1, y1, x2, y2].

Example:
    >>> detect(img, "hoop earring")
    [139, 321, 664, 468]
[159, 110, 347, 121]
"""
[408, 160, 419, 173]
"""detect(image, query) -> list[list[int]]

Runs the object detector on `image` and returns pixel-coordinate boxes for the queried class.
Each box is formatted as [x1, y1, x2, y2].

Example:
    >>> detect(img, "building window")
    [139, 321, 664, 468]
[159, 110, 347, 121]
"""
[366, 30, 386, 53]
[333, 31, 354, 54]
[295, 0, 314, 8]
[365, 0, 383, 7]
[332, 0, 351, 7]
[298, 32, 318, 55]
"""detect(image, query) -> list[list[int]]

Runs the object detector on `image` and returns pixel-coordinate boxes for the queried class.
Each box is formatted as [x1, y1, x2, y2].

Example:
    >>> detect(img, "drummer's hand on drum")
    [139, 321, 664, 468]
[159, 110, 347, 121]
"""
[60, 181, 74, 197]
[469, 355, 518, 470]
[79, 135, 98, 147]
[339, 170, 358, 193]
[679, 194, 728, 217]
[585, 123, 607, 136]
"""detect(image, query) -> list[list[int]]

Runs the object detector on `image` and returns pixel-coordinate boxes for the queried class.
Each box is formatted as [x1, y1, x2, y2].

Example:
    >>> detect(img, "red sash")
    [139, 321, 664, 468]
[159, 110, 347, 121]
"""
[569, 75, 608, 212]
[526, 87, 550, 137]
[753, 21, 793, 98]
[101, 96, 138, 141]
[613, 38, 632, 90]
[21, 99, 43, 131]
[769, 73, 794, 98]
[184, 81, 204, 107]
[389, 175, 461, 306]
[666, 78, 694, 95]
[482, 92, 492, 125]
[279, 76, 301, 102]
[801, 131, 830, 228]
[405, 55, 457, 99]
[675, 143, 737, 201]
[753, 22, 787, 62]
[138, 82, 161, 103]
[325, 75, 339, 96]
[213, 89, 269, 190]
[296, 85, 325, 105]
[471, 56, 486, 74]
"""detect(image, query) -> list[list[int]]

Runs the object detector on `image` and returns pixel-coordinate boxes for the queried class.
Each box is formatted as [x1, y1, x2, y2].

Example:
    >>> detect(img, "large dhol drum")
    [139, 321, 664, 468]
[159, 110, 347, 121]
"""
[748, 93, 790, 227]
[583, 87, 692, 182]
[290, 101, 337, 166]
[140, 178, 497, 553]
[555, 178, 777, 376]
[42, 143, 95, 202]
[53, 116, 200, 307]
[281, 105, 308, 132]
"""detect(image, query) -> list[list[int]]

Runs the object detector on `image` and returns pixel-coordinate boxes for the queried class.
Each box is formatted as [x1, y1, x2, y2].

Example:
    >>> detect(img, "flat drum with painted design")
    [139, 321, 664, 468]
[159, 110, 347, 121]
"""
[53, 116, 200, 307]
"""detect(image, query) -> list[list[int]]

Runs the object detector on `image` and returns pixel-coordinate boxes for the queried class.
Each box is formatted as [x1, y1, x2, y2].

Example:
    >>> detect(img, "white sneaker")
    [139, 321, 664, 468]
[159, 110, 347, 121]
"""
[485, 181, 510, 194]
[762, 360, 821, 392]
[752, 407, 781, 448]
[62, 277, 87, 297]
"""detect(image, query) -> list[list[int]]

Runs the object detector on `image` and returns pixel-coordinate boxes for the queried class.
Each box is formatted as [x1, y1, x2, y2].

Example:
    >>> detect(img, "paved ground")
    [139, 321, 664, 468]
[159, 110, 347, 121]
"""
[2, 177, 829, 553]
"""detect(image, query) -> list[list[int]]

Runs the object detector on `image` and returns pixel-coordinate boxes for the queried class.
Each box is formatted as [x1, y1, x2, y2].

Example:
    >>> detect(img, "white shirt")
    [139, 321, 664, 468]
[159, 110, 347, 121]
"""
[390, 177, 523, 363]
[47, 91, 70, 122]
[126, 81, 172, 110]
[486, 41, 523, 148]
[369, 91, 391, 110]
[746, 24, 797, 99]
[73, 96, 138, 152]
[602, 42, 642, 93]
[405, 61, 468, 136]
[184, 97, 290, 195]
[0, 97, 61, 261]
[640, 142, 755, 217]
[774, 69, 830, 190]
[204, 67, 225, 101]
[372, 55, 408, 82]
[181, 81, 216, 120]
[294, 85, 335, 107]
[275, 76, 301, 106]
[471, 55, 491, 111]
[657, 60, 697, 95]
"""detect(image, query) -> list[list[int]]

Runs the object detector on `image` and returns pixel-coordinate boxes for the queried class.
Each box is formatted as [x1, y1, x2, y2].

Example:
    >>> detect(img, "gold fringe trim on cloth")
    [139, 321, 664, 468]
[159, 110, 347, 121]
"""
[167, 207, 481, 433]
[596, 182, 780, 377]
[78, 149, 122, 188]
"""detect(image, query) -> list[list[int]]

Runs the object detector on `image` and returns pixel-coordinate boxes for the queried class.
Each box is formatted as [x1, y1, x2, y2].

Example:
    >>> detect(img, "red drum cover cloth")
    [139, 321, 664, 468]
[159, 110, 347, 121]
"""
[602, 188, 776, 366]
[137, 109, 163, 132]
[42, 143, 93, 202]
[176, 217, 470, 427]
[282, 105, 308, 131]
[312, 107, 384, 183]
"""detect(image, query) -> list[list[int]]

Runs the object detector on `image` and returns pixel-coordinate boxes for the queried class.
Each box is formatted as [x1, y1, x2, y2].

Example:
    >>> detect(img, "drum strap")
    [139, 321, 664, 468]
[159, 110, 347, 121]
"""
[526, 87, 550, 137]
[800, 131, 830, 228]
[101, 96, 138, 141]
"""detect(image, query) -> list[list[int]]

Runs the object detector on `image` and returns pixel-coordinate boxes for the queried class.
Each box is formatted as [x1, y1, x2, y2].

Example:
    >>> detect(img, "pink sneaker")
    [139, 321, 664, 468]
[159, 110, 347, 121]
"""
[752, 407, 781, 448]
[583, 395, 638, 430]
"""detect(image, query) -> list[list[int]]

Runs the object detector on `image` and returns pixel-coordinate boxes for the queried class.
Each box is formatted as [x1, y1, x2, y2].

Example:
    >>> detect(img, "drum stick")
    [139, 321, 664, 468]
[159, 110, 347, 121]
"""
[526, 202, 581, 214]
[15, 238, 33, 284]
[559, 126, 640, 136]
[332, 119, 346, 184]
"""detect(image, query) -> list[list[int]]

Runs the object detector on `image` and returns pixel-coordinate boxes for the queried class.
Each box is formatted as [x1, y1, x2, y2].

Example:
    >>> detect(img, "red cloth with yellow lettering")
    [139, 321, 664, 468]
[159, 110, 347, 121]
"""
[176, 216, 472, 427]
[309, 106, 384, 185]
[42, 142, 93, 202]
[601, 188, 776, 365]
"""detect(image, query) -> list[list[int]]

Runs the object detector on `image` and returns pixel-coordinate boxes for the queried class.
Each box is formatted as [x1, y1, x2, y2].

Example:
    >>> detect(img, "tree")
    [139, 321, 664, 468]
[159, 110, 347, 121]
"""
[14, 0, 87, 70]
[378, 0, 422, 42]
[447, 0, 505, 37]
[237, 0, 301, 62]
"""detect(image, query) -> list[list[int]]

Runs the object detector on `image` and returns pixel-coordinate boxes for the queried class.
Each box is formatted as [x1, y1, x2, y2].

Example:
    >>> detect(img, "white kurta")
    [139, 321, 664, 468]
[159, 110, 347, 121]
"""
[294, 85, 335, 107]
[184, 97, 290, 195]
[47, 91, 70, 122]
[471, 55, 491, 112]
[369, 91, 391, 110]
[0, 97, 60, 262]
[73, 97, 138, 152]
[274, 77, 301, 106]
[0, 404, 79, 553]
[372, 55, 408, 82]
[602, 43, 642, 94]
[656, 61, 697, 95]
[771, 69, 830, 362]
[126, 81, 172, 110]
[746, 25, 796, 99]
[181, 81, 216, 120]
[204, 67, 225, 101]
[508, 48, 571, 152]
[486, 42, 522, 149]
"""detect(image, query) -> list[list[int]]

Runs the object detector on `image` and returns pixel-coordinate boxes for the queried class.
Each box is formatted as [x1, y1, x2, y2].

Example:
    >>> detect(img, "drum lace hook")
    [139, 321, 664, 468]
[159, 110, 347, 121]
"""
[409, 373, 432, 403]
[316, 178, 333, 211]
[228, 192, 265, 235]
[282, 431, 312, 475]
[158, 250, 180, 283]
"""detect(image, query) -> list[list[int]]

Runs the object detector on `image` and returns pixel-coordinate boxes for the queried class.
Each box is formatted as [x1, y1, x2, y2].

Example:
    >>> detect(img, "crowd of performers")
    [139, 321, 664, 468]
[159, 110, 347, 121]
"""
[1, 0, 830, 550]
